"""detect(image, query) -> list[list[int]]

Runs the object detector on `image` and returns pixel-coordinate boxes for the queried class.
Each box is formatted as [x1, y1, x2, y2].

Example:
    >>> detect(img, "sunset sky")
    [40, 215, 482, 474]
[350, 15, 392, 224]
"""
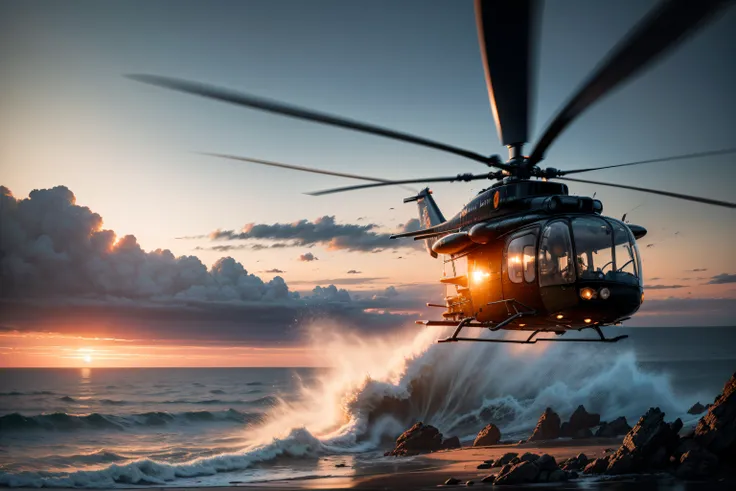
[1, 0, 735, 367]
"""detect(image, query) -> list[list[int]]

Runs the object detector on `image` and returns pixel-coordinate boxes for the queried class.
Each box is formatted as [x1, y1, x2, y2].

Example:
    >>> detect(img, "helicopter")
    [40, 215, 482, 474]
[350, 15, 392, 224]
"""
[129, 0, 736, 345]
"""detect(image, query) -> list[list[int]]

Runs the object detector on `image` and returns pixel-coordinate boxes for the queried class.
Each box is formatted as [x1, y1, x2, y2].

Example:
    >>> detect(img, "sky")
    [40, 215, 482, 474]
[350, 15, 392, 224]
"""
[1, 0, 735, 367]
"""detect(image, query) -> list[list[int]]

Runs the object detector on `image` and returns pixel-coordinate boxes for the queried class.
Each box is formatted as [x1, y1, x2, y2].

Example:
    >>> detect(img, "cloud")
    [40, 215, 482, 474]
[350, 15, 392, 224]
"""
[263, 269, 285, 274]
[691, 268, 708, 272]
[648, 277, 662, 281]
[645, 284, 685, 290]
[0, 186, 421, 345]
[298, 252, 318, 262]
[289, 277, 386, 286]
[205, 216, 422, 253]
[706, 273, 736, 285]
[347, 270, 361, 274]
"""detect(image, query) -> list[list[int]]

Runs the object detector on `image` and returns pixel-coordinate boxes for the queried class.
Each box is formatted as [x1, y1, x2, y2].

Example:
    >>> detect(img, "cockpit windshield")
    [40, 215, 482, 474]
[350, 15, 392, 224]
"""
[572, 217, 640, 285]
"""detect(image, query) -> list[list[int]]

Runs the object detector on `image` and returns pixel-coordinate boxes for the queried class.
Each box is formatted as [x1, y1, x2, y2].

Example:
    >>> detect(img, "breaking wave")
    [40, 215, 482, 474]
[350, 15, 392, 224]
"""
[0, 428, 325, 488]
[0, 409, 262, 432]
[0, 325, 697, 487]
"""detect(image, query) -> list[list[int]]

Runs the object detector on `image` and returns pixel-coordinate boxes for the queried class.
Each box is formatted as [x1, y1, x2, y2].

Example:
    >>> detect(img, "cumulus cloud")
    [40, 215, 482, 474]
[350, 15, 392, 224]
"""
[0, 186, 421, 344]
[0, 186, 294, 303]
[203, 216, 422, 253]
[707, 273, 736, 285]
[299, 252, 318, 262]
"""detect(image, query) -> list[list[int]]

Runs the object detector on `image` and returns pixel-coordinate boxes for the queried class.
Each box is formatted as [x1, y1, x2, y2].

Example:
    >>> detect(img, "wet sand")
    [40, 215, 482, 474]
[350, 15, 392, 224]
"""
[11, 438, 733, 490]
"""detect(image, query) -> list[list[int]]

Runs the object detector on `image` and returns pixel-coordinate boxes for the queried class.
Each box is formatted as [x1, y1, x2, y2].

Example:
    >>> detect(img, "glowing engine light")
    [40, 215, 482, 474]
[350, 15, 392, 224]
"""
[599, 287, 611, 300]
[472, 270, 490, 283]
[584, 318, 592, 324]
[580, 287, 596, 300]
[556, 314, 564, 320]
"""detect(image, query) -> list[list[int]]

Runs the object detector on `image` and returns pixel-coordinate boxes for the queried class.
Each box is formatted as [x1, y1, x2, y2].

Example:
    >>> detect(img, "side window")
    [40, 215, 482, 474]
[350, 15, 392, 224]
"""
[539, 221, 575, 287]
[507, 234, 536, 284]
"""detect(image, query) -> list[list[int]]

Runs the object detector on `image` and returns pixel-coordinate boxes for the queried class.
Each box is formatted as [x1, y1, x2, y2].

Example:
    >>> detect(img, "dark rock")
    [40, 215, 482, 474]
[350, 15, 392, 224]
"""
[499, 463, 513, 476]
[441, 436, 461, 450]
[476, 462, 492, 470]
[483, 459, 494, 466]
[688, 402, 707, 415]
[548, 469, 568, 482]
[519, 452, 540, 463]
[528, 407, 561, 441]
[604, 408, 683, 475]
[573, 428, 593, 439]
[494, 461, 540, 485]
[465, 481, 474, 486]
[595, 416, 632, 437]
[509, 457, 520, 465]
[444, 477, 460, 485]
[385, 422, 443, 456]
[676, 448, 719, 480]
[480, 474, 495, 483]
[536, 470, 550, 482]
[335, 463, 347, 468]
[536, 454, 557, 471]
[583, 456, 610, 474]
[495, 452, 518, 466]
[568, 471, 579, 479]
[694, 372, 736, 459]
[561, 405, 600, 437]
[561, 453, 588, 471]
[473, 423, 501, 446]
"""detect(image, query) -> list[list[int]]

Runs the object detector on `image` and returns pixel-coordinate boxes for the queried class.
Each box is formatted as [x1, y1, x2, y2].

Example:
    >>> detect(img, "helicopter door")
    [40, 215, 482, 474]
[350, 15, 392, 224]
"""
[502, 230, 539, 309]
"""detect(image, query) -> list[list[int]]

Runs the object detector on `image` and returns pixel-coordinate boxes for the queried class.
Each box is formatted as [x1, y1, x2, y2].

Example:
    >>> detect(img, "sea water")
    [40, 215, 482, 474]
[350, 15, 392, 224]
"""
[1, 326, 734, 488]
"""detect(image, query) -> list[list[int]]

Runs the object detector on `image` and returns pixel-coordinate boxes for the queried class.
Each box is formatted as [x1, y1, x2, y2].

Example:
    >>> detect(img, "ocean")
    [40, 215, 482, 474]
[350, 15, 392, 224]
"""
[1, 326, 735, 488]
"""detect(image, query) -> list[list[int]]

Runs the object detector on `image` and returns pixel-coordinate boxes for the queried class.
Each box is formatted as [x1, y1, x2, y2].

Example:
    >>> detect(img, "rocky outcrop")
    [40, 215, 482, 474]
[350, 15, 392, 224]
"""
[561, 405, 600, 438]
[384, 422, 443, 456]
[595, 416, 632, 437]
[495, 452, 518, 466]
[604, 408, 682, 474]
[560, 453, 589, 471]
[676, 447, 719, 479]
[528, 407, 561, 442]
[441, 436, 461, 450]
[694, 372, 736, 460]
[473, 423, 501, 446]
[687, 402, 707, 415]
[583, 456, 609, 474]
[491, 453, 571, 485]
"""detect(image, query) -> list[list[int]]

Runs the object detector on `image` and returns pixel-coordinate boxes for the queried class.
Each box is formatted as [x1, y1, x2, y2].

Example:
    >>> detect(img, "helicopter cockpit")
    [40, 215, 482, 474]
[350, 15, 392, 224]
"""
[537, 217, 642, 287]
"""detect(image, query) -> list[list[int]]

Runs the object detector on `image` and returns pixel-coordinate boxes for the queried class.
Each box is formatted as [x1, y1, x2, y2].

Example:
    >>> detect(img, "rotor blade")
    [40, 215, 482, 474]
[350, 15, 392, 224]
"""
[307, 173, 492, 196]
[475, 0, 539, 148]
[558, 177, 736, 209]
[128, 74, 509, 170]
[528, 0, 733, 166]
[201, 153, 396, 183]
[558, 148, 736, 176]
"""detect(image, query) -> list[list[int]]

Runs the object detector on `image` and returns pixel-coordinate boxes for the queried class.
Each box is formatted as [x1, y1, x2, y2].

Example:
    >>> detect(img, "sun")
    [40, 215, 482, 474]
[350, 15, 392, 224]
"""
[83, 354, 93, 364]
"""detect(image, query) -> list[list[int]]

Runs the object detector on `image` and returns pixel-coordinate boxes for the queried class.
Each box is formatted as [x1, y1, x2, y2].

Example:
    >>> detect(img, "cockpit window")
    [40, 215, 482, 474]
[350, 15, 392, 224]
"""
[572, 217, 614, 280]
[611, 220, 641, 286]
[539, 221, 575, 286]
[507, 233, 536, 284]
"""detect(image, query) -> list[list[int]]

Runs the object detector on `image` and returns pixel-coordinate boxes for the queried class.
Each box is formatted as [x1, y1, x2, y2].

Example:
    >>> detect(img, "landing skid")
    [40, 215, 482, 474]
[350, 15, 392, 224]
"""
[433, 322, 627, 345]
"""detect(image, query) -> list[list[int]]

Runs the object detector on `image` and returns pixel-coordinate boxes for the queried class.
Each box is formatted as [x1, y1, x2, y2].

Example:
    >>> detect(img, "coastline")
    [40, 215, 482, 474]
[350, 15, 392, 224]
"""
[10, 438, 733, 491]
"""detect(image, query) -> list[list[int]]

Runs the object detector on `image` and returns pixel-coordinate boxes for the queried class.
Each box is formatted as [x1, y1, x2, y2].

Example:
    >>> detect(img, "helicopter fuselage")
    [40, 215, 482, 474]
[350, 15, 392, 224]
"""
[401, 180, 647, 334]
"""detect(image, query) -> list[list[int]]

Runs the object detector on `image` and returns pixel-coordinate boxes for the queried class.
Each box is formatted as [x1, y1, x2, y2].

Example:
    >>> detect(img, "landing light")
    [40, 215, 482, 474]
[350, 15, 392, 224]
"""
[556, 314, 564, 320]
[584, 318, 592, 324]
[580, 287, 596, 300]
[600, 287, 611, 300]
[472, 271, 490, 283]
